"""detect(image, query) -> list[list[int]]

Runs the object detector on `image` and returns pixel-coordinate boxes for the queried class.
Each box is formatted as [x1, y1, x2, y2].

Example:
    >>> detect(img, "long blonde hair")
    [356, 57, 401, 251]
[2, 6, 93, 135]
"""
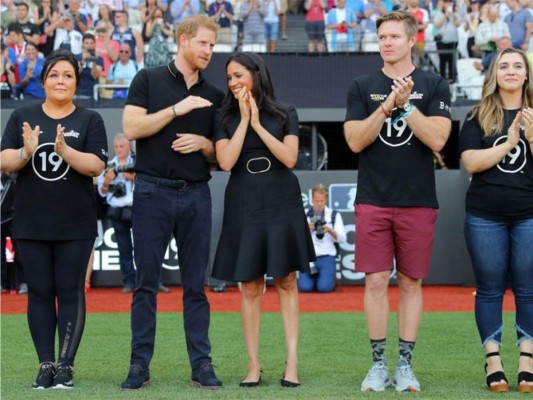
[469, 48, 533, 136]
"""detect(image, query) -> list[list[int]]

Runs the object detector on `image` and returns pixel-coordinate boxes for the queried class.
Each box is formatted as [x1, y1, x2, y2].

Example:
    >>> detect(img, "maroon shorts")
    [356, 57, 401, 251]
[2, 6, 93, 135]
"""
[355, 204, 437, 279]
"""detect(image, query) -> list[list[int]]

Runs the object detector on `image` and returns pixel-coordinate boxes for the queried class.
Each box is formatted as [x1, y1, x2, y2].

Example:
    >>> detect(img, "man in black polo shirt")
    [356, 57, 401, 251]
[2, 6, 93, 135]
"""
[120, 15, 224, 391]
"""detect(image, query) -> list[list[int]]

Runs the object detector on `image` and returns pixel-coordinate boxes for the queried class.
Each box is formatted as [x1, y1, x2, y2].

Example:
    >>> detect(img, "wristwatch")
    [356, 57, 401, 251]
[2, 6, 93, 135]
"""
[402, 101, 413, 112]
[18, 147, 29, 161]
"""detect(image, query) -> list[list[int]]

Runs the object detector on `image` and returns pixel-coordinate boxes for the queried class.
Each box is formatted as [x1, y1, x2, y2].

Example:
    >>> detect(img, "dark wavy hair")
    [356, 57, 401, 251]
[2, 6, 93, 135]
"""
[40, 49, 80, 87]
[219, 52, 287, 130]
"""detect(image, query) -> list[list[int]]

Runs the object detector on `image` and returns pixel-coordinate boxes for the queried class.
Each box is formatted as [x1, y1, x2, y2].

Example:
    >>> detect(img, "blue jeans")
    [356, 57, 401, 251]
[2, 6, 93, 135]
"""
[464, 213, 533, 347]
[298, 255, 336, 293]
[129, 179, 213, 371]
[111, 216, 135, 289]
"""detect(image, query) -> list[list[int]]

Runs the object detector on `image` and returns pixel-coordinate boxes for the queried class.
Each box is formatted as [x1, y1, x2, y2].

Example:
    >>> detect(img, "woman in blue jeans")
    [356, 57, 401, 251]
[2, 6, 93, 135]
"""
[459, 48, 533, 393]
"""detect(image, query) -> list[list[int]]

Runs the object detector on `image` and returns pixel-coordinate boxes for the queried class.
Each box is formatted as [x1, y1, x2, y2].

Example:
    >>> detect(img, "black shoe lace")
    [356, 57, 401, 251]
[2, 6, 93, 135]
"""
[198, 363, 215, 375]
[129, 365, 145, 376]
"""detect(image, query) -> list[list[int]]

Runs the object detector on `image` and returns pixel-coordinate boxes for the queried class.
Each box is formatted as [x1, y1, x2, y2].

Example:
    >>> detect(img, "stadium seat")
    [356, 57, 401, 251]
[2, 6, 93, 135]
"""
[213, 43, 233, 52]
[454, 58, 484, 101]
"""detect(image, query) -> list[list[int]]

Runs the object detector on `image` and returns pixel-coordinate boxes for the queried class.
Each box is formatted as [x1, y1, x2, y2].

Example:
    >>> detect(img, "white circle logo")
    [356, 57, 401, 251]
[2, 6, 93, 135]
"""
[32, 142, 70, 181]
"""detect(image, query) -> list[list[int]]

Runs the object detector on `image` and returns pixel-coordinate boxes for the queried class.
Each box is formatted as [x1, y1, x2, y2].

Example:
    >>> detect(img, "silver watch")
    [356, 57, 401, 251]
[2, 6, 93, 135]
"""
[402, 101, 413, 112]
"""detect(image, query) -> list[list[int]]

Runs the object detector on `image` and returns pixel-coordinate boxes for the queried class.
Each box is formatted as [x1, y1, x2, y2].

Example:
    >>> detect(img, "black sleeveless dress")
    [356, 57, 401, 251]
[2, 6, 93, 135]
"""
[211, 104, 315, 282]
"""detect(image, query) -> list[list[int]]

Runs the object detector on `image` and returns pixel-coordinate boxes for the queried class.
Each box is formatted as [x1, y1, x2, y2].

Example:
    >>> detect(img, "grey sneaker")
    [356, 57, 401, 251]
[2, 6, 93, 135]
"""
[361, 360, 391, 392]
[393, 358, 421, 392]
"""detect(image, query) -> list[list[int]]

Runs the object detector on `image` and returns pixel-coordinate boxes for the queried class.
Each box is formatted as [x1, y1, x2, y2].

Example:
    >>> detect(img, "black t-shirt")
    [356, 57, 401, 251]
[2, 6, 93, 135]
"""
[345, 68, 451, 208]
[459, 109, 533, 222]
[126, 62, 224, 181]
[16, 21, 40, 38]
[0, 104, 108, 240]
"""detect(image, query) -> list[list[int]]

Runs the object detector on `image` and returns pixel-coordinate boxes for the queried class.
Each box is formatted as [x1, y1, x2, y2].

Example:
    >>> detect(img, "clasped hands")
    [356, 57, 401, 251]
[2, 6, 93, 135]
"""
[237, 87, 261, 129]
[381, 76, 414, 115]
[170, 95, 214, 154]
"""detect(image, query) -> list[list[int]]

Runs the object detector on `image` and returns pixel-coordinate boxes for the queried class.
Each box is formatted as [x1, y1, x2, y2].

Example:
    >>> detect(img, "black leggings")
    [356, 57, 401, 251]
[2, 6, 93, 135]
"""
[17, 239, 93, 365]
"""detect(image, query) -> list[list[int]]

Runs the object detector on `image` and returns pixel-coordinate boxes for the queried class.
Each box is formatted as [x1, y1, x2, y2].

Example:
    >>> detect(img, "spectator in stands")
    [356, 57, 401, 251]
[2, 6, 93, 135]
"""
[459, 47, 533, 394]
[6, 23, 27, 66]
[298, 184, 346, 293]
[475, 5, 511, 55]
[325, 0, 358, 51]
[112, 10, 144, 64]
[212, 52, 314, 389]
[18, 42, 45, 99]
[76, 33, 104, 98]
[93, 4, 113, 28]
[208, 0, 234, 44]
[407, 0, 428, 67]
[0, 49, 108, 390]
[140, 0, 159, 40]
[98, 134, 137, 293]
[433, 0, 462, 82]
[473, 35, 512, 72]
[504, 0, 533, 51]
[107, 42, 138, 98]
[464, 0, 481, 57]
[263, 0, 281, 52]
[344, 11, 451, 393]
[65, 0, 90, 33]
[1, 0, 17, 28]
[304, 0, 326, 52]
[95, 20, 119, 73]
[279, 0, 288, 40]
[35, 0, 61, 56]
[143, 7, 173, 67]
[363, 0, 388, 34]
[240, 0, 266, 49]
[170, 0, 201, 26]
[48, 12, 83, 56]
[15, 2, 40, 46]
[1, 43, 16, 99]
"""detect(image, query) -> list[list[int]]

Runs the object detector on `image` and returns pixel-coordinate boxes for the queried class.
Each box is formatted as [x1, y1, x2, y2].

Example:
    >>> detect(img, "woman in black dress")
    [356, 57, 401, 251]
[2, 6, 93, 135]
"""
[212, 52, 315, 388]
[0, 50, 108, 389]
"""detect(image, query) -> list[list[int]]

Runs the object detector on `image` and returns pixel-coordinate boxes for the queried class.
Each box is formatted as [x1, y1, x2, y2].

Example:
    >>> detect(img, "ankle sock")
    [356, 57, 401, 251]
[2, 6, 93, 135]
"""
[370, 338, 386, 362]
[399, 338, 416, 364]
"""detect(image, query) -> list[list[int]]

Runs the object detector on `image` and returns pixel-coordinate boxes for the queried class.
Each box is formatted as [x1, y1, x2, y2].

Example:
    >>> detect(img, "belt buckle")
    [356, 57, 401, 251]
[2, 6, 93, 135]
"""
[246, 157, 271, 174]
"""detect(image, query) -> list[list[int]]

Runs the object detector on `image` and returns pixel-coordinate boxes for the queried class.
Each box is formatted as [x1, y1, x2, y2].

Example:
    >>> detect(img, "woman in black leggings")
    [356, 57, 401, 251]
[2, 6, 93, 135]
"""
[0, 49, 108, 389]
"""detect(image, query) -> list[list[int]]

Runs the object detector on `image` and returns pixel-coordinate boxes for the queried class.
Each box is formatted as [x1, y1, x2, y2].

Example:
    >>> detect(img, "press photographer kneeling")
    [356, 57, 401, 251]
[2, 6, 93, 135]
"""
[298, 184, 346, 293]
[98, 134, 137, 293]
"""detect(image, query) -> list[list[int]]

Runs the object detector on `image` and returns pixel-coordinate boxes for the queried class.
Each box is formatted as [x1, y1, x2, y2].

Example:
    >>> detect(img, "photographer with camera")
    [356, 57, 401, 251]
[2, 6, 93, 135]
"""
[298, 184, 346, 293]
[98, 134, 137, 293]
[75, 33, 103, 98]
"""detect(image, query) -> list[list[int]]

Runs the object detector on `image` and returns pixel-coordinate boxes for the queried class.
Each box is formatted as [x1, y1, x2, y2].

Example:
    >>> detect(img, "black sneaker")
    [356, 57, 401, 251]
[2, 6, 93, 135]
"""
[191, 362, 223, 389]
[52, 364, 74, 389]
[32, 363, 55, 389]
[120, 365, 150, 391]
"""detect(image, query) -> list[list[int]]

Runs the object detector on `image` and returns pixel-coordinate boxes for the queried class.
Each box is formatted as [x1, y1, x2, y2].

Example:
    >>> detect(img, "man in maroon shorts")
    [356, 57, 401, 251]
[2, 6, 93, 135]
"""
[344, 11, 451, 393]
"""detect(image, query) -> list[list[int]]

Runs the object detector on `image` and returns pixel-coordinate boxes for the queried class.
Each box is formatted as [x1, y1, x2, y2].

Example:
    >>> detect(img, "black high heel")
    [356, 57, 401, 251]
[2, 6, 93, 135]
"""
[280, 372, 300, 388]
[485, 352, 509, 392]
[518, 352, 533, 393]
[239, 371, 262, 388]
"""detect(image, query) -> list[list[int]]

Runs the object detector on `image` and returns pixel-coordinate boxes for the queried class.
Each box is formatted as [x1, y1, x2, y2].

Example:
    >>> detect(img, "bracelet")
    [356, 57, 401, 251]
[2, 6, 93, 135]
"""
[380, 103, 391, 117]
[402, 105, 416, 120]
[171, 105, 177, 118]
[18, 147, 29, 161]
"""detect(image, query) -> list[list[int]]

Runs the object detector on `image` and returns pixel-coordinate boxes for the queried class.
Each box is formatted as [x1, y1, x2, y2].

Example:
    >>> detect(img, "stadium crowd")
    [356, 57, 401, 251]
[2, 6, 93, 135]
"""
[3, 0, 533, 99]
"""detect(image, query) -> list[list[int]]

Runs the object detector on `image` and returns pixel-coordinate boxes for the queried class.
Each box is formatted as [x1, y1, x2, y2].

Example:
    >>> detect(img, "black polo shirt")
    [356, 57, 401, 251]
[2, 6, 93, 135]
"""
[126, 62, 224, 182]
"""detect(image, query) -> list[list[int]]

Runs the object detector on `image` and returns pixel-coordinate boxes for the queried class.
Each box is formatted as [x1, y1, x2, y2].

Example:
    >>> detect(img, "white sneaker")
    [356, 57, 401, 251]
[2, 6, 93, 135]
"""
[361, 360, 391, 392]
[393, 359, 421, 392]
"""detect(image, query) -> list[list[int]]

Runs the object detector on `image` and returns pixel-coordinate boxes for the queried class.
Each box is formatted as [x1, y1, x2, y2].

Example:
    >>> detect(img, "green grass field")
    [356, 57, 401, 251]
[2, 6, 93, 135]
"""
[0, 312, 525, 399]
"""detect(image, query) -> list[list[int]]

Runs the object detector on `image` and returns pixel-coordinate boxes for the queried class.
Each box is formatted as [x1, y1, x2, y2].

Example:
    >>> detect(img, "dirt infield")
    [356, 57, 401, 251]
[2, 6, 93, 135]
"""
[0, 285, 516, 314]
